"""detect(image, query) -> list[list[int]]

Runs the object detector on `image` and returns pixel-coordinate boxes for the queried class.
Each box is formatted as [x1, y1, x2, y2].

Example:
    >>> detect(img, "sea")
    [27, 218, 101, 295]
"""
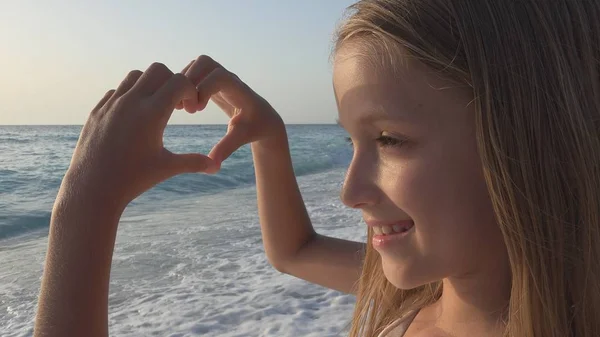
[0, 125, 366, 337]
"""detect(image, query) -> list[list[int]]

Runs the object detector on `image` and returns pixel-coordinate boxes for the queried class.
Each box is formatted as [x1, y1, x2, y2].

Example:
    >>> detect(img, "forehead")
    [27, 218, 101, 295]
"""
[333, 49, 425, 126]
[332, 45, 473, 127]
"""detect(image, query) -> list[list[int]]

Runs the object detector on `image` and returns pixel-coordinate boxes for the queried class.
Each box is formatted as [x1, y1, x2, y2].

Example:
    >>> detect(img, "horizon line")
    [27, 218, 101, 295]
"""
[0, 123, 338, 127]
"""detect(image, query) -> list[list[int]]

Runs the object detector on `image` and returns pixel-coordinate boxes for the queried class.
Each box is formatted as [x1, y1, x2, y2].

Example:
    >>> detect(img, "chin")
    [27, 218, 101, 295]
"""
[381, 256, 434, 290]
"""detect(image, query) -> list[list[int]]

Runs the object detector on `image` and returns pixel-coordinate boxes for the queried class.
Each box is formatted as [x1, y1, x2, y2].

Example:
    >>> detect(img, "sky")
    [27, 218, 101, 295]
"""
[0, 0, 356, 125]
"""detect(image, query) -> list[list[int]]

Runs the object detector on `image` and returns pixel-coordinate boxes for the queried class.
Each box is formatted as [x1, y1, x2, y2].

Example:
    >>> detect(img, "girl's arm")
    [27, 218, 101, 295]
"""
[178, 55, 366, 294]
[251, 128, 365, 294]
[35, 63, 216, 336]
[35, 182, 123, 336]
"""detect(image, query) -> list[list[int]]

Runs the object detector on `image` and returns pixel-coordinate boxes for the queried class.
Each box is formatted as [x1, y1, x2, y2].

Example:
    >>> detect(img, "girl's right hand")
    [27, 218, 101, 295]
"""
[176, 55, 286, 168]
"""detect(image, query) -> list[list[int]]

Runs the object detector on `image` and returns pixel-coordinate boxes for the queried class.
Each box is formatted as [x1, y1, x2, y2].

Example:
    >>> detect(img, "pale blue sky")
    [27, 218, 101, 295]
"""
[0, 0, 356, 125]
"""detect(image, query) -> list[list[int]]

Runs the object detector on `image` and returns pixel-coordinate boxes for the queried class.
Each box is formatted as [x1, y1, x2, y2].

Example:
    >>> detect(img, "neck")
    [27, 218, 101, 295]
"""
[435, 252, 512, 330]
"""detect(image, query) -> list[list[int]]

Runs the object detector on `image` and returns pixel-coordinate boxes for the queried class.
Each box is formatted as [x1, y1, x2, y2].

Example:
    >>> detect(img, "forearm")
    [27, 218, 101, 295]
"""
[251, 126, 317, 270]
[35, 180, 124, 337]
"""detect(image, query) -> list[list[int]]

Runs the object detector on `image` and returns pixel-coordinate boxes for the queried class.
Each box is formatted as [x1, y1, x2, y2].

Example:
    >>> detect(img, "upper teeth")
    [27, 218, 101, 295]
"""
[373, 224, 410, 235]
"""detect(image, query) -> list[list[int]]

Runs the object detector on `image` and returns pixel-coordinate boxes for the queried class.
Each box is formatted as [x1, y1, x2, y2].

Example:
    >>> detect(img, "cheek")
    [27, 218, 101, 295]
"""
[377, 154, 452, 221]
[380, 149, 497, 259]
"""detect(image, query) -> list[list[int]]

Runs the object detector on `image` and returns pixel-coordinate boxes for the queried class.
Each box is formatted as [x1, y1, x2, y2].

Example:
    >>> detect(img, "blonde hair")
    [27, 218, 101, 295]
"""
[334, 1, 600, 336]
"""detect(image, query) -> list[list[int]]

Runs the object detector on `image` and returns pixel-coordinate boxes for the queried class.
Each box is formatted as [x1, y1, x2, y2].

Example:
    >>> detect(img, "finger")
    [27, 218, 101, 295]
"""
[167, 151, 219, 174]
[182, 55, 221, 113]
[196, 67, 253, 112]
[152, 73, 198, 121]
[180, 59, 195, 75]
[210, 95, 236, 116]
[130, 62, 174, 96]
[92, 89, 116, 113]
[175, 60, 195, 110]
[208, 123, 247, 163]
[185, 55, 221, 85]
[114, 70, 143, 97]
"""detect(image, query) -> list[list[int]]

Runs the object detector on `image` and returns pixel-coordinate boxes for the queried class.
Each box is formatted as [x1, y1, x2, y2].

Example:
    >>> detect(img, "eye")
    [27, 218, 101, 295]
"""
[345, 134, 407, 148]
[376, 133, 406, 148]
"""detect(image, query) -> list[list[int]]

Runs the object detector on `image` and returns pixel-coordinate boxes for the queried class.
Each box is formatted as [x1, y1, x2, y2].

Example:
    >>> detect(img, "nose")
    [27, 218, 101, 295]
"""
[340, 149, 381, 209]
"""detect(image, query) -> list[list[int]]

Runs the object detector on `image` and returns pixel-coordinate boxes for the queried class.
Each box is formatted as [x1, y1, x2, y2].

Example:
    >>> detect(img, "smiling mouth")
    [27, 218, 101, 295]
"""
[372, 221, 414, 236]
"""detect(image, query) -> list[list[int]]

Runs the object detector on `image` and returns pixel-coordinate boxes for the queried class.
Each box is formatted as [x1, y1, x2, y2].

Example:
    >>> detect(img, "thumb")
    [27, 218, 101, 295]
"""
[209, 124, 248, 164]
[167, 152, 219, 175]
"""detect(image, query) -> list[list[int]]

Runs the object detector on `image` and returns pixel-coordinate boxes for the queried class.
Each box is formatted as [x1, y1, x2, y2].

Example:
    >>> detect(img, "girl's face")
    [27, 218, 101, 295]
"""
[333, 46, 507, 290]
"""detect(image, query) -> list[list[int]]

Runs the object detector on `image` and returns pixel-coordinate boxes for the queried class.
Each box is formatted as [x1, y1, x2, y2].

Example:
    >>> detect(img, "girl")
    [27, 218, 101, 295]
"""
[35, 0, 600, 336]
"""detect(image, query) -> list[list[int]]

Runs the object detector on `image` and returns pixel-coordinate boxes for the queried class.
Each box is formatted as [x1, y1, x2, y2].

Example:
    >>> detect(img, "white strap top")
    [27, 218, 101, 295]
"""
[377, 310, 419, 337]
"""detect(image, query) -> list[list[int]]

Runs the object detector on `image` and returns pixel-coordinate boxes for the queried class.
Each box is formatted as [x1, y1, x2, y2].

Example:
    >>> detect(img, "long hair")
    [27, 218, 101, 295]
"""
[334, 1, 600, 336]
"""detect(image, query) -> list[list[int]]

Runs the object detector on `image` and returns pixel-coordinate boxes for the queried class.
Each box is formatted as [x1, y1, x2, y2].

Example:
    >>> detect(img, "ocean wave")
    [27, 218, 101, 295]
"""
[0, 125, 351, 241]
[0, 213, 50, 240]
[0, 137, 33, 144]
[0, 169, 18, 176]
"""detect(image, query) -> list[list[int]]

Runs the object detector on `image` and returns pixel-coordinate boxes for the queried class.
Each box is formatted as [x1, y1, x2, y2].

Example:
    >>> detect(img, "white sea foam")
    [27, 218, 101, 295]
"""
[0, 168, 366, 336]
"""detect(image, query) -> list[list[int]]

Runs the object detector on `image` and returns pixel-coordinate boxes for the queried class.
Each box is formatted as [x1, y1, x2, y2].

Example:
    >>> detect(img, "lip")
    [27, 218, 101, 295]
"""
[371, 225, 415, 248]
[364, 218, 415, 249]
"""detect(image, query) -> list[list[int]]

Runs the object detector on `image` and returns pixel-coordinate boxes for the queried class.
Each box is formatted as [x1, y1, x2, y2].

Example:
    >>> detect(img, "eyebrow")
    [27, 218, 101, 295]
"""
[337, 105, 410, 129]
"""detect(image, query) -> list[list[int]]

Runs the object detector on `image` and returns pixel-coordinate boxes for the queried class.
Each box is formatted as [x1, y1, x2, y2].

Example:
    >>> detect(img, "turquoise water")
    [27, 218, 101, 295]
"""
[0, 125, 352, 239]
[0, 125, 365, 336]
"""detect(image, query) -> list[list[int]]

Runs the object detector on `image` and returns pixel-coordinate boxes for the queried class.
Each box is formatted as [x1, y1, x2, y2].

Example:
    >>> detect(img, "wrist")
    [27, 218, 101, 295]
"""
[253, 119, 288, 152]
[57, 172, 128, 218]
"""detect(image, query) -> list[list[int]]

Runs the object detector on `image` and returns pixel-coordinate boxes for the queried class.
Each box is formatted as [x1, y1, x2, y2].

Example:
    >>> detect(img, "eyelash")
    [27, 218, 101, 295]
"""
[345, 134, 406, 148]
